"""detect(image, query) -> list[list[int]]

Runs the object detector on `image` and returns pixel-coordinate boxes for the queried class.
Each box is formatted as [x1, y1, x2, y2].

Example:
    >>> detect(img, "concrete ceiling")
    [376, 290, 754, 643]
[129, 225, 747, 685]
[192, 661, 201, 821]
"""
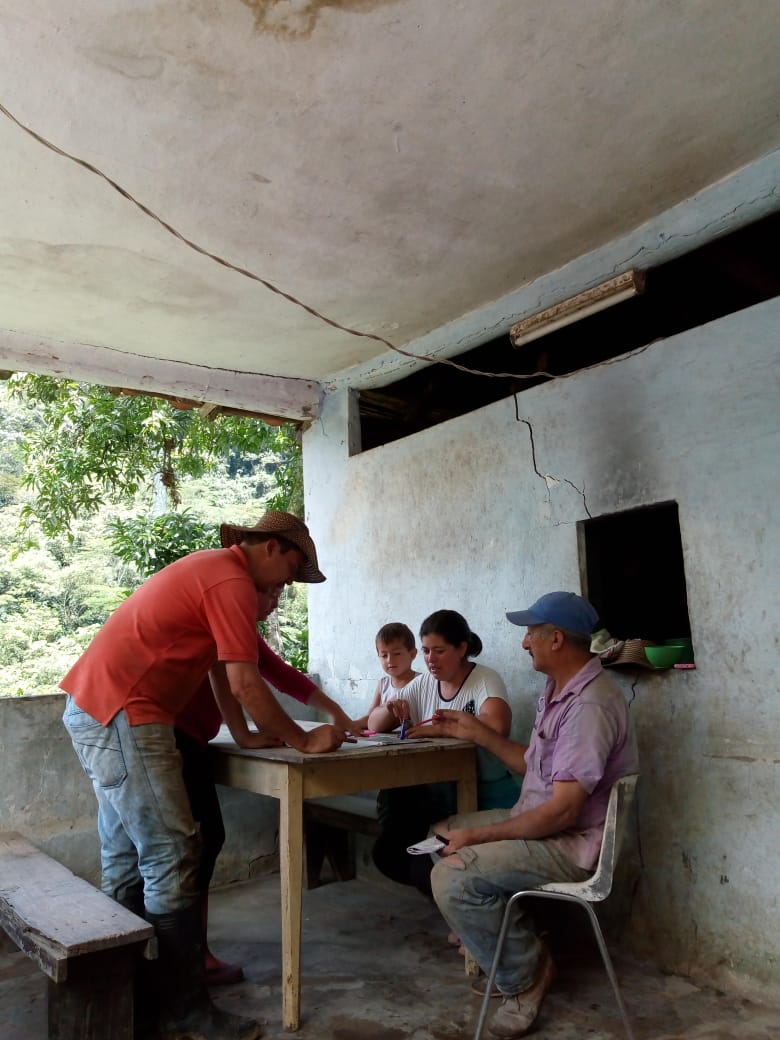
[1, 1, 779, 420]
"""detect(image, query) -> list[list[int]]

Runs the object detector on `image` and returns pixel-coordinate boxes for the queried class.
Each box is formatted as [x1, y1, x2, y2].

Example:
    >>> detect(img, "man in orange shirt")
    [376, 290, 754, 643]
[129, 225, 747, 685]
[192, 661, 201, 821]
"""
[61, 512, 349, 1040]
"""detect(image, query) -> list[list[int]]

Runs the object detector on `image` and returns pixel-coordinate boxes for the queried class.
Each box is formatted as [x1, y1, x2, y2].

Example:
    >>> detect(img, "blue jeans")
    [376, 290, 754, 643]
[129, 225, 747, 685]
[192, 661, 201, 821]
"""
[430, 808, 590, 994]
[62, 695, 201, 914]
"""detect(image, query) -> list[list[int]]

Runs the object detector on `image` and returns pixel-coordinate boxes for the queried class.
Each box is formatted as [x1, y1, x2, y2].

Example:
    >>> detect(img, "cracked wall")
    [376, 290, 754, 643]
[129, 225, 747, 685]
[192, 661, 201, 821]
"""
[304, 296, 780, 993]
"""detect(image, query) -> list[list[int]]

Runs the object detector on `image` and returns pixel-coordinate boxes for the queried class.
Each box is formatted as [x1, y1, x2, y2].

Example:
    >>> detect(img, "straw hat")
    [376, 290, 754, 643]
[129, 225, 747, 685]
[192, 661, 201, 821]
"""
[220, 511, 326, 583]
[599, 638, 654, 669]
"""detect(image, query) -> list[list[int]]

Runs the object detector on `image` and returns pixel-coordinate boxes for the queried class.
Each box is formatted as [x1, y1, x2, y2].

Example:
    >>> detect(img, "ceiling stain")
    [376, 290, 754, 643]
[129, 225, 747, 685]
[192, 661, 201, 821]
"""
[239, 0, 400, 40]
[80, 47, 165, 80]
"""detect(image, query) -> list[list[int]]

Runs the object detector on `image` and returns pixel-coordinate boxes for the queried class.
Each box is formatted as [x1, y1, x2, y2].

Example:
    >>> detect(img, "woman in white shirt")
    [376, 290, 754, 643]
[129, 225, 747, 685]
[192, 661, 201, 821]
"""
[369, 610, 519, 885]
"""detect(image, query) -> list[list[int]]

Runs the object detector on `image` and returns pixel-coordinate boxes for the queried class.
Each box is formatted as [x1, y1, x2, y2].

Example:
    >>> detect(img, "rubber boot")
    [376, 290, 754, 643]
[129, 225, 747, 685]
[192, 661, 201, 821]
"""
[147, 904, 262, 1040]
[134, 949, 162, 1040]
[114, 889, 160, 1040]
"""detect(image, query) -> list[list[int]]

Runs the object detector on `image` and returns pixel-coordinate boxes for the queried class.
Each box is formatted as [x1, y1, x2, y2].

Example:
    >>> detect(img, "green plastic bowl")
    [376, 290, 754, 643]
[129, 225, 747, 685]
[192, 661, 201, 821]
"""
[645, 645, 685, 668]
[662, 638, 694, 663]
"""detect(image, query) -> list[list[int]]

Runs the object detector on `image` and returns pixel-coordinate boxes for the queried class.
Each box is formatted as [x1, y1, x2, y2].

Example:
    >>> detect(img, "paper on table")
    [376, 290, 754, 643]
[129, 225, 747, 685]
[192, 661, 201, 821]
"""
[407, 835, 445, 855]
[358, 732, 435, 745]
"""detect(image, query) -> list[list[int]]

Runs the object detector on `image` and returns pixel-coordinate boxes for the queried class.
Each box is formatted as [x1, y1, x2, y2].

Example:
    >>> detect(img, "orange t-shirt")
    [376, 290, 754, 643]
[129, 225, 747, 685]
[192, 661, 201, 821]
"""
[61, 546, 259, 726]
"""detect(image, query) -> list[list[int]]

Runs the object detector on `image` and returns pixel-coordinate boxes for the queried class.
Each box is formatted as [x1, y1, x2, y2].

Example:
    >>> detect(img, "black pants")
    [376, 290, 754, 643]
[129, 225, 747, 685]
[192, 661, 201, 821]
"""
[175, 729, 225, 892]
[372, 782, 456, 892]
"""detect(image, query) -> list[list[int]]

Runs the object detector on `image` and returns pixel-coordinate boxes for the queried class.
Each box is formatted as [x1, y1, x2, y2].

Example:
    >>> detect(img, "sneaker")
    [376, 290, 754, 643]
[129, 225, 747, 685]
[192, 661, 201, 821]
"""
[487, 949, 556, 1038]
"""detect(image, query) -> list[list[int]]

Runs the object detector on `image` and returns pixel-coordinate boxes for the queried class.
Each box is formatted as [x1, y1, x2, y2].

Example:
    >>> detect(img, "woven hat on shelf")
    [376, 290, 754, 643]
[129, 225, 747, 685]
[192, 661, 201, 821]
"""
[599, 638, 654, 669]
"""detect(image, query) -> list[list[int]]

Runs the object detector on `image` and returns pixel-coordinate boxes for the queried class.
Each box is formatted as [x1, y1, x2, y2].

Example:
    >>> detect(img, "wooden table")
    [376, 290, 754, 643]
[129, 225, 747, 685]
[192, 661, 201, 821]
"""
[210, 726, 478, 1031]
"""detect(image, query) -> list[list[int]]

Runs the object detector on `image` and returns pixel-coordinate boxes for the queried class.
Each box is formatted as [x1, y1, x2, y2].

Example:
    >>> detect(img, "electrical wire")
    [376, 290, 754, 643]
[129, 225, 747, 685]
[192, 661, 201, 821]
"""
[0, 99, 652, 383]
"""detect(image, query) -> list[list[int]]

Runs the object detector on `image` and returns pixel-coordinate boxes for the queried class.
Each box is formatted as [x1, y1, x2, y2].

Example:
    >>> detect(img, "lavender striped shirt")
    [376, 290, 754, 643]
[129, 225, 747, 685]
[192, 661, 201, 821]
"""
[511, 657, 639, 870]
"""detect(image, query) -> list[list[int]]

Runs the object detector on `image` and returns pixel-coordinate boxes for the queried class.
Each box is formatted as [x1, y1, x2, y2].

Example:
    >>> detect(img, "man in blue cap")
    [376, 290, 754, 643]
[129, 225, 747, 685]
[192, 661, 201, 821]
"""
[419, 592, 639, 1038]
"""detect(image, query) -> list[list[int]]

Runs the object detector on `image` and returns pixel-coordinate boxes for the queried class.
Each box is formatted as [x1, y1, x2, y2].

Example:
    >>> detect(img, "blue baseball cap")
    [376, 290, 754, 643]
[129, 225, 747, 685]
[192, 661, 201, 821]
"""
[506, 592, 599, 637]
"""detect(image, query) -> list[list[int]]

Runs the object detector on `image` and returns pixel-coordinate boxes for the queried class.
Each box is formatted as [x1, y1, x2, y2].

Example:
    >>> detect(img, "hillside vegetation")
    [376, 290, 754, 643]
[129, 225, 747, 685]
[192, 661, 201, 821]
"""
[0, 381, 307, 696]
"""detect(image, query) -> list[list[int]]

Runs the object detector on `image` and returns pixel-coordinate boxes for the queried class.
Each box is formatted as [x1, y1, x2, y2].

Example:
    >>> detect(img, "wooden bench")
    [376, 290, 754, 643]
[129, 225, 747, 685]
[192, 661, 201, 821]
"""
[304, 792, 381, 888]
[0, 831, 154, 1040]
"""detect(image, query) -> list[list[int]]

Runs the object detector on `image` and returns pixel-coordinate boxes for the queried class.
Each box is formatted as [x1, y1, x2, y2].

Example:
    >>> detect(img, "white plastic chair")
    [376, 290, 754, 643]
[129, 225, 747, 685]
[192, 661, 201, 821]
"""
[474, 773, 640, 1040]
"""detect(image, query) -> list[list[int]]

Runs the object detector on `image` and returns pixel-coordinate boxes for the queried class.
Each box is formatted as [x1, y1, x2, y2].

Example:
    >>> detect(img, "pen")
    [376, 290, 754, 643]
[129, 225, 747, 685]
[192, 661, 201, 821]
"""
[416, 714, 442, 727]
[399, 719, 409, 740]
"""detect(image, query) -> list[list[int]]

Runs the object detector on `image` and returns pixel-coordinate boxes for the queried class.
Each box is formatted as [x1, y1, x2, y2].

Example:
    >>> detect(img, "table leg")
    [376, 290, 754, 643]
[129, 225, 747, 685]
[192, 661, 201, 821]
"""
[455, 763, 481, 977]
[278, 769, 304, 1031]
[454, 767, 477, 818]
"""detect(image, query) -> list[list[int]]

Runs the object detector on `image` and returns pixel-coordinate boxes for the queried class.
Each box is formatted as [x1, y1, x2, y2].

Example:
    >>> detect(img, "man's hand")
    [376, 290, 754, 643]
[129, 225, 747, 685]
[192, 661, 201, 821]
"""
[420, 707, 529, 776]
[300, 724, 347, 754]
[408, 708, 482, 740]
[329, 708, 365, 735]
[307, 688, 365, 736]
[434, 824, 474, 855]
[438, 780, 589, 853]
[236, 731, 286, 750]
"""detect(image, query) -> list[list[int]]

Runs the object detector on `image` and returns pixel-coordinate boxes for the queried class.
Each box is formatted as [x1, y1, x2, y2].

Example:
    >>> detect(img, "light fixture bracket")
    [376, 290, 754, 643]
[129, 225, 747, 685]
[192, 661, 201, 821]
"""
[510, 270, 646, 348]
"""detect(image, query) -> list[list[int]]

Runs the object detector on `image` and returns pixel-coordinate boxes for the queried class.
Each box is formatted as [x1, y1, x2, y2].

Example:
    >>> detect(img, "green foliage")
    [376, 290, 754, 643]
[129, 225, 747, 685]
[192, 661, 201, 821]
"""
[107, 511, 218, 580]
[0, 378, 310, 695]
[7, 374, 302, 539]
[280, 621, 309, 672]
[263, 427, 304, 517]
[0, 472, 20, 507]
[0, 386, 35, 476]
[0, 629, 98, 695]
[277, 583, 310, 673]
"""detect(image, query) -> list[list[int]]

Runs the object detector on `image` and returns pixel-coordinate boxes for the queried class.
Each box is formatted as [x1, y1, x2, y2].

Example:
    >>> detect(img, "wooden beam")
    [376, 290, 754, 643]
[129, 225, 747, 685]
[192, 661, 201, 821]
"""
[0, 330, 322, 422]
[103, 387, 291, 426]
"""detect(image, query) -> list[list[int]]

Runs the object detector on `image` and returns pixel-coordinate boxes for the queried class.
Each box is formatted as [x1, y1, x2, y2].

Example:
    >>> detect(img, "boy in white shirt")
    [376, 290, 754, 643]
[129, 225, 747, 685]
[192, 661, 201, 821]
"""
[359, 622, 419, 726]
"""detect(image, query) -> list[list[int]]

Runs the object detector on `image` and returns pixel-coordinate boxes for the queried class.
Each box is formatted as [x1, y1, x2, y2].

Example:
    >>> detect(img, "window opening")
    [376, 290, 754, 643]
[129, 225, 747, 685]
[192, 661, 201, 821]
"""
[579, 501, 692, 646]
[358, 210, 780, 452]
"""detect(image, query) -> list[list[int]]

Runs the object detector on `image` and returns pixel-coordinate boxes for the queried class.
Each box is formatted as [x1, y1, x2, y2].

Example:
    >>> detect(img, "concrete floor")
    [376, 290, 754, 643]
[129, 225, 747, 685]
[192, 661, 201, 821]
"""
[2, 871, 779, 1040]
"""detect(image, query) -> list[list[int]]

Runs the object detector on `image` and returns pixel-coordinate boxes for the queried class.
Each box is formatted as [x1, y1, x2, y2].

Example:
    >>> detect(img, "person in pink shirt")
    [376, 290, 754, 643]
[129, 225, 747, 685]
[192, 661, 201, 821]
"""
[175, 586, 355, 985]
[412, 592, 639, 1040]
